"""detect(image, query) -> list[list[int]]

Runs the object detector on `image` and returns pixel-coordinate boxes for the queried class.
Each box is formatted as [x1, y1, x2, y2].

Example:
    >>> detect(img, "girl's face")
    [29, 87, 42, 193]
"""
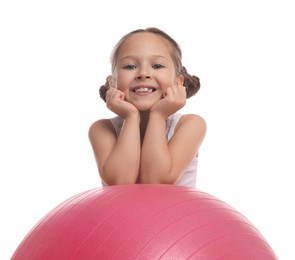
[109, 32, 184, 111]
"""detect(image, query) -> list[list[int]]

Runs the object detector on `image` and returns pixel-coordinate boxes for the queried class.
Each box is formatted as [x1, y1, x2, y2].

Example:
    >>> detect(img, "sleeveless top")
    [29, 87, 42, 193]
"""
[105, 113, 198, 188]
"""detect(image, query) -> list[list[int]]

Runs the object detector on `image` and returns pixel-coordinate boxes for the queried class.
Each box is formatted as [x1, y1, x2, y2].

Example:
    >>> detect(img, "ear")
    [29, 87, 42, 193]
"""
[176, 74, 184, 87]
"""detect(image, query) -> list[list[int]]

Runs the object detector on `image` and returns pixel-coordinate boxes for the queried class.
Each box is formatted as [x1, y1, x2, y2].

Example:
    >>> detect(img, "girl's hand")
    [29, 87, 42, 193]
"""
[151, 84, 186, 119]
[106, 87, 139, 119]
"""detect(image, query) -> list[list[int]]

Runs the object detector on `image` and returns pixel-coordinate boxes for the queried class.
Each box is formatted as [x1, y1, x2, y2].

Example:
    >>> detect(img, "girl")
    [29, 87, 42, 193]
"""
[89, 27, 206, 187]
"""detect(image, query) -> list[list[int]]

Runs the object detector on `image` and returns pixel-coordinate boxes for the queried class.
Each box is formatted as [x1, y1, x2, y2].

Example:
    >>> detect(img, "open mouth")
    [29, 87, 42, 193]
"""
[133, 87, 156, 93]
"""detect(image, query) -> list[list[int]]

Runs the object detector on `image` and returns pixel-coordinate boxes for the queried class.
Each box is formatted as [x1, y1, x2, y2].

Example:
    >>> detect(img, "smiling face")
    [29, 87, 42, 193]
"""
[108, 32, 184, 111]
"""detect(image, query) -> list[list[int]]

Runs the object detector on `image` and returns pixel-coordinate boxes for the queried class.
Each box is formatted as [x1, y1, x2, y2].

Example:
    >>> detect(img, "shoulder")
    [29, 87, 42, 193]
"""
[178, 114, 206, 130]
[174, 114, 207, 139]
[88, 118, 116, 139]
[89, 118, 112, 131]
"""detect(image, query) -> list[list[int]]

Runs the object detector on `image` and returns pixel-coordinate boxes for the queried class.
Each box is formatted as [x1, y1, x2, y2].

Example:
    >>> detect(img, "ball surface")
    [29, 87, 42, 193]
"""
[12, 184, 277, 259]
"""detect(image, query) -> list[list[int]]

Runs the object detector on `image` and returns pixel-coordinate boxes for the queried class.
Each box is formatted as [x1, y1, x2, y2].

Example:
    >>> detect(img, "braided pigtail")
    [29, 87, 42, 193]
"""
[99, 77, 110, 102]
[181, 66, 201, 99]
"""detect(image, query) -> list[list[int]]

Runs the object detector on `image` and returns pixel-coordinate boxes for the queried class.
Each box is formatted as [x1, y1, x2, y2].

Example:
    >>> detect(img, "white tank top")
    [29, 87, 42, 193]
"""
[107, 113, 198, 188]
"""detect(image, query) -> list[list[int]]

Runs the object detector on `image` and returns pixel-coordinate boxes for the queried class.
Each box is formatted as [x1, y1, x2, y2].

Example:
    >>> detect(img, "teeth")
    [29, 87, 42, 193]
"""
[134, 88, 153, 93]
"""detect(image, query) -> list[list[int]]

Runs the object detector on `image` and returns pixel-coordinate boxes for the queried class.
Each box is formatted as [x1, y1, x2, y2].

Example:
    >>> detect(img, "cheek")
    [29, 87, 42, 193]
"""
[114, 72, 132, 90]
[116, 79, 129, 93]
[159, 77, 178, 91]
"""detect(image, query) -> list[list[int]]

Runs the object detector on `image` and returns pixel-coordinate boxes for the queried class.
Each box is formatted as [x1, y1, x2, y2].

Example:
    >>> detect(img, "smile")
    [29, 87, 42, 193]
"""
[134, 87, 155, 93]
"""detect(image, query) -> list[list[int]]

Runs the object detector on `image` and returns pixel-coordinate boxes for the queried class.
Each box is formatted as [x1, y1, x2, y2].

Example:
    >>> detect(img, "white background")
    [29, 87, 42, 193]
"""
[1, 0, 294, 259]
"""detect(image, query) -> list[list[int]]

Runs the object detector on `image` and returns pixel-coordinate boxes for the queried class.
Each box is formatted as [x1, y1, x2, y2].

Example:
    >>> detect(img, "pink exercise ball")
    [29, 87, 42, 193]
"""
[12, 184, 277, 259]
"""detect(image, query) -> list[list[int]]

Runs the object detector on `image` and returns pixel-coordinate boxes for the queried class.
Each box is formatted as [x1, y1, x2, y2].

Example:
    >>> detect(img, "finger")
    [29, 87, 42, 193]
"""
[182, 86, 187, 98]
[172, 84, 184, 97]
[169, 85, 177, 95]
[106, 87, 114, 101]
[111, 88, 125, 102]
[107, 87, 119, 98]
[164, 87, 173, 97]
[106, 87, 118, 104]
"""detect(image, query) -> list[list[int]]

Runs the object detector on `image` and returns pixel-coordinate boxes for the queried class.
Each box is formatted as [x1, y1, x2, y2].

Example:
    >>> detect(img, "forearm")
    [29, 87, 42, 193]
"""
[102, 115, 141, 185]
[140, 113, 173, 183]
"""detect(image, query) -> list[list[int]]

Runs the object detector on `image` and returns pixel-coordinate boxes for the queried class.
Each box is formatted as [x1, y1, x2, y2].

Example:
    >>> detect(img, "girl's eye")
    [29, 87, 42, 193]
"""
[152, 64, 164, 69]
[123, 64, 136, 70]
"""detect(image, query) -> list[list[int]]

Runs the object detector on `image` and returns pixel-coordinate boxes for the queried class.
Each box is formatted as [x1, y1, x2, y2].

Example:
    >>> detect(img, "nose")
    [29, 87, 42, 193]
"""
[136, 68, 151, 80]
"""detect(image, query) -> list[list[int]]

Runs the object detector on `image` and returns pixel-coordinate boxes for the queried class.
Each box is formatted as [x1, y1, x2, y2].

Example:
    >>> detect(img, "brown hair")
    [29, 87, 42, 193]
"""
[99, 27, 200, 102]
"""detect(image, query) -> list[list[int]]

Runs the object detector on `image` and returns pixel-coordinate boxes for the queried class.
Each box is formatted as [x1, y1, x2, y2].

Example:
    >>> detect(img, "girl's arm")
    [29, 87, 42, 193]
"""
[139, 84, 206, 184]
[89, 87, 141, 185]
[89, 114, 141, 185]
[139, 113, 206, 184]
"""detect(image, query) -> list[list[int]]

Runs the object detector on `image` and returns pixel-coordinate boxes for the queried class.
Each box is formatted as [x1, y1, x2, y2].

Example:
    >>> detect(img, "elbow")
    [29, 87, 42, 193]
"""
[140, 171, 177, 185]
[141, 178, 176, 185]
[105, 180, 136, 186]
[102, 176, 137, 186]
[140, 160, 180, 185]
[100, 167, 138, 186]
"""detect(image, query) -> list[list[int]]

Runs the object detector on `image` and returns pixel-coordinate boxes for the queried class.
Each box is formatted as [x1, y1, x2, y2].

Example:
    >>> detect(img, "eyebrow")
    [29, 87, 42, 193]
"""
[119, 55, 169, 62]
